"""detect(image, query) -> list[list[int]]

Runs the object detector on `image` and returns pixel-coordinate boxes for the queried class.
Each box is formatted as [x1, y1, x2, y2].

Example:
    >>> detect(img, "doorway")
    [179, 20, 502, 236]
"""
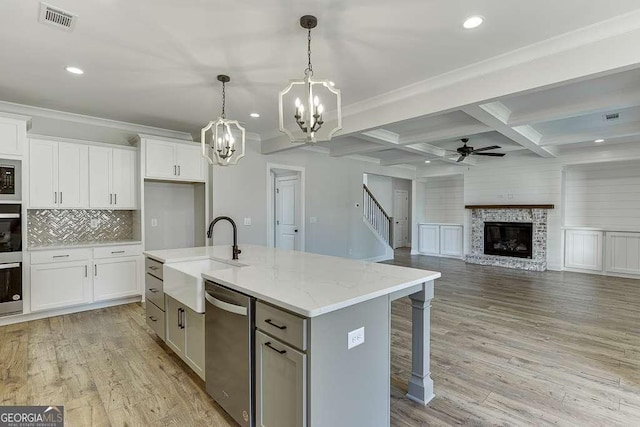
[267, 164, 305, 251]
[394, 189, 409, 248]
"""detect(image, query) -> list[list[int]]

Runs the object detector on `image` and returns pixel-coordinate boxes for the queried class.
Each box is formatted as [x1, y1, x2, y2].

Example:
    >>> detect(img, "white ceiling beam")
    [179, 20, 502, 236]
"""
[398, 123, 492, 145]
[507, 88, 640, 126]
[462, 102, 557, 158]
[358, 130, 448, 158]
[540, 121, 640, 146]
[329, 139, 387, 157]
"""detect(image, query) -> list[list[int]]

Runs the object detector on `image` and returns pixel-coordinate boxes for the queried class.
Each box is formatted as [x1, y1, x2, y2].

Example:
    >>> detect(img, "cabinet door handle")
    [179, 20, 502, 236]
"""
[85, 265, 88, 277]
[112, 250, 125, 254]
[181, 309, 185, 329]
[265, 319, 287, 330]
[178, 308, 183, 328]
[148, 288, 159, 293]
[177, 165, 180, 176]
[264, 342, 287, 355]
[110, 194, 113, 204]
[60, 192, 62, 204]
[94, 265, 97, 276]
[52, 254, 70, 259]
[54, 192, 57, 204]
[114, 193, 117, 205]
[148, 316, 157, 322]
[174, 165, 177, 175]
[148, 266, 159, 270]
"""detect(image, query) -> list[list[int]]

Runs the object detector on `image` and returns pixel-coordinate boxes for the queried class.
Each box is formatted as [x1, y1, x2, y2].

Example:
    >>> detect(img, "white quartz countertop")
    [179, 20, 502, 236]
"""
[29, 240, 143, 251]
[145, 245, 440, 318]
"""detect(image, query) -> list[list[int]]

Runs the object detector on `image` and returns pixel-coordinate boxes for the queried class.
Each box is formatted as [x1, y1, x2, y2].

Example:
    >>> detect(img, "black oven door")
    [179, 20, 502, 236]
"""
[0, 262, 22, 316]
[0, 204, 21, 253]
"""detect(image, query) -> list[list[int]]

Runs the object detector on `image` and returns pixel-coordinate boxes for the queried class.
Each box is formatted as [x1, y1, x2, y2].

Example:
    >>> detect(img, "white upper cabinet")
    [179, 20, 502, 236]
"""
[144, 138, 205, 182]
[0, 114, 29, 156]
[29, 138, 89, 209]
[89, 146, 137, 209]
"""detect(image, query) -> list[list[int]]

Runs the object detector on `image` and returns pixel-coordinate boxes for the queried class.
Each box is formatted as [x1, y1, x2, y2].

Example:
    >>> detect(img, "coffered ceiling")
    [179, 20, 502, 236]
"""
[2, 0, 640, 144]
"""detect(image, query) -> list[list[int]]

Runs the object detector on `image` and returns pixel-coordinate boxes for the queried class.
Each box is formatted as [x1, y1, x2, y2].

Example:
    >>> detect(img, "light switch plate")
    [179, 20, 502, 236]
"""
[348, 327, 365, 349]
[244, 218, 252, 226]
[151, 218, 158, 227]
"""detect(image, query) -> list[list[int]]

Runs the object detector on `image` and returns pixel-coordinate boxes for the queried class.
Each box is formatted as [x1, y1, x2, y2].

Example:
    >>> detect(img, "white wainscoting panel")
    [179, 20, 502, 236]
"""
[564, 229, 603, 271]
[606, 232, 640, 275]
[440, 225, 463, 257]
[418, 224, 440, 255]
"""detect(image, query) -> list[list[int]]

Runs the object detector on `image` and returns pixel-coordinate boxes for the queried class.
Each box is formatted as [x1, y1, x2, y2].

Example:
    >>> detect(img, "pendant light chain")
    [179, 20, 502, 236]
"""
[306, 28, 313, 75]
[221, 80, 226, 119]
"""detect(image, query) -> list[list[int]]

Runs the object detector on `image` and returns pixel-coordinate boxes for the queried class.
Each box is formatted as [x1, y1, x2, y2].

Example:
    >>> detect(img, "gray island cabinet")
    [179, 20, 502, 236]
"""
[144, 244, 440, 427]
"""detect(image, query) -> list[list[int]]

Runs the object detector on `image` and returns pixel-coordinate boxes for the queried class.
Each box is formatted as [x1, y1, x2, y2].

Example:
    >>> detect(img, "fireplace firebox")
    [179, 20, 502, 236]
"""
[484, 222, 533, 259]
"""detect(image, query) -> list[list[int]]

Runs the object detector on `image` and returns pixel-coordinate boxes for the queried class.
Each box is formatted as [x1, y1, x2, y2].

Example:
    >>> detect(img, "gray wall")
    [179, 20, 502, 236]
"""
[144, 181, 203, 250]
[210, 140, 415, 260]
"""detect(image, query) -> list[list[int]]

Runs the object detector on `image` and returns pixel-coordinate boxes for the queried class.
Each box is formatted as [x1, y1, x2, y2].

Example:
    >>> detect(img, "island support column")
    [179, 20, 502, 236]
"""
[406, 281, 435, 405]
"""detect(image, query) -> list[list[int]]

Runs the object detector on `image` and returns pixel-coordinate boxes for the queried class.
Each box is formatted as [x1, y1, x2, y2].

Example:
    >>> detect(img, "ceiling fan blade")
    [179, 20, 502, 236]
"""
[456, 155, 466, 162]
[473, 145, 501, 152]
[474, 152, 506, 157]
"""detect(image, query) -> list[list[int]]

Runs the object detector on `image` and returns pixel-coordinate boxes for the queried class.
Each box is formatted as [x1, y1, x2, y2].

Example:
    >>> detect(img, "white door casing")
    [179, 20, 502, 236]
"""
[394, 190, 409, 248]
[275, 176, 301, 251]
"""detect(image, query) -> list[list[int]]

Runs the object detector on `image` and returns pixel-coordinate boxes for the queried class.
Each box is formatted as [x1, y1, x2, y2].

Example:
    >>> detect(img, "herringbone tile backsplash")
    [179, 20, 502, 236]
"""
[28, 209, 135, 247]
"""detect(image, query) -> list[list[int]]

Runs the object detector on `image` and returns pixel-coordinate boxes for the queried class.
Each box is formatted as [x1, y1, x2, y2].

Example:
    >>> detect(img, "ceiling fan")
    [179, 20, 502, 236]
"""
[453, 138, 505, 162]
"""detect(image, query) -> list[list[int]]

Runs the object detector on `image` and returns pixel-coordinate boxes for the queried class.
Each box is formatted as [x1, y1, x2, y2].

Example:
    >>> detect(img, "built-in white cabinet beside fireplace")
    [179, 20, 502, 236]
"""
[564, 228, 640, 276]
[418, 223, 463, 258]
[564, 229, 603, 271]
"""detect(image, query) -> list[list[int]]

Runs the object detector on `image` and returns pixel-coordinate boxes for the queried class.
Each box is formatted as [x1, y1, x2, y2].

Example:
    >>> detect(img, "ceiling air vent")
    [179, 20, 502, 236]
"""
[38, 2, 77, 31]
[603, 112, 620, 122]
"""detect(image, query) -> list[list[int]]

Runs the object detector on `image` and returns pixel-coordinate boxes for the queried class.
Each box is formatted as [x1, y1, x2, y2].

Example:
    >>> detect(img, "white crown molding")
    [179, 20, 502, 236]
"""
[29, 133, 138, 150]
[0, 100, 193, 141]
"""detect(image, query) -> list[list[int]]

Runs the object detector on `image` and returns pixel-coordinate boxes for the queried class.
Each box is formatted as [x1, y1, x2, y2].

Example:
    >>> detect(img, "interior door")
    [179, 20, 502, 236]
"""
[58, 142, 89, 208]
[393, 190, 409, 248]
[275, 176, 300, 251]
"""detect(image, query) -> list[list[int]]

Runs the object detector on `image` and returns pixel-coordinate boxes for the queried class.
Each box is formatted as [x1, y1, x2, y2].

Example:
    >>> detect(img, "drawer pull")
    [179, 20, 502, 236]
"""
[148, 316, 157, 322]
[265, 319, 287, 330]
[53, 255, 70, 258]
[148, 288, 159, 293]
[111, 250, 125, 254]
[264, 342, 287, 355]
[148, 266, 159, 270]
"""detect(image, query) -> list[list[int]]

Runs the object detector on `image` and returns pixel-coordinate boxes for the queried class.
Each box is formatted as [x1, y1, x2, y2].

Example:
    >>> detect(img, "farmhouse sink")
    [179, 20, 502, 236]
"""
[163, 259, 244, 313]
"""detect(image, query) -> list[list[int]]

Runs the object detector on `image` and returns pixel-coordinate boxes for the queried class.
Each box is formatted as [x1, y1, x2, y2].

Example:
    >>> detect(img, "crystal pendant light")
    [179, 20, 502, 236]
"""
[201, 75, 246, 166]
[278, 15, 342, 144]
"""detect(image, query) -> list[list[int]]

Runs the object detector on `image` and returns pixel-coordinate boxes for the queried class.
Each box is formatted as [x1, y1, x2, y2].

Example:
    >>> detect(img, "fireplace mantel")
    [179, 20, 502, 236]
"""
[465, 204, 554, 210]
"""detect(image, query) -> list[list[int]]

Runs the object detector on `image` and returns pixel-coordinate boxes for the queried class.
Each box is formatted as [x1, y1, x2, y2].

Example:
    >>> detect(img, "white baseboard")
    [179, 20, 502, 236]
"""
[0, 296, 142, 327]
[363, 254, 394, 263]
[561, 266, 640, 280]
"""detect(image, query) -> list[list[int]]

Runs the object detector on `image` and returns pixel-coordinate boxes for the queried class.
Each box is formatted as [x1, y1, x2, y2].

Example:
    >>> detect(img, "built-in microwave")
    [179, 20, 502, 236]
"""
[0, 159, 21, 202]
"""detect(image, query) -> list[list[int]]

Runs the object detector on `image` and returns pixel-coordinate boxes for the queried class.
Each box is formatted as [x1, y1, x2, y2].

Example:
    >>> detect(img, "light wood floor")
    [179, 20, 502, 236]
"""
[2, 251, 640, 426]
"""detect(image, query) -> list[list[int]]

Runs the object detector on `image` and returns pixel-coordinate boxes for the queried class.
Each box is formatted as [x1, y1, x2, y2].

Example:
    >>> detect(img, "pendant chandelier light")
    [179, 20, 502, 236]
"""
[279, 15, 342, 144]
[201, 75, 246, 166]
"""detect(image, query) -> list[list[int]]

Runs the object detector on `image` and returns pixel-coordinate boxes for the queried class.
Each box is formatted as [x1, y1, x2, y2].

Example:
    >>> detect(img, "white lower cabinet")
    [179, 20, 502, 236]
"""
[564, 229, 603, 271]
[165, 295, 205, 378]
[93, 257, 141, 301]
[418, 223, 463, 258]
[30, 261, 92, 312]
[255, 330, 306, 427]
[606, 232, 640, 275]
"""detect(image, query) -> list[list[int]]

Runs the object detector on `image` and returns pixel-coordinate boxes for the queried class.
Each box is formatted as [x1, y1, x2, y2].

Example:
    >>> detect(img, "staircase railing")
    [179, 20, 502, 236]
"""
[363, 184, 393, 246]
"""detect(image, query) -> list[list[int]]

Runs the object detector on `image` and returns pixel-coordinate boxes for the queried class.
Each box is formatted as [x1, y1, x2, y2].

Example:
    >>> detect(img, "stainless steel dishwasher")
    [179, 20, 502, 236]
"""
[205, 280, 255, 427]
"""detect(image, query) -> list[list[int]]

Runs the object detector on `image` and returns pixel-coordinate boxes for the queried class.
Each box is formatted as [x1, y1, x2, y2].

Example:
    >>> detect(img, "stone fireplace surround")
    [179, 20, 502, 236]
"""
[465, 205, 553, 271]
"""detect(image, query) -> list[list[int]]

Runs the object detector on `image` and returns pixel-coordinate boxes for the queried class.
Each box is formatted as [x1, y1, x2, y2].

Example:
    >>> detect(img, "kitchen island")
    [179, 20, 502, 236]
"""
[144, 245, 440, 427]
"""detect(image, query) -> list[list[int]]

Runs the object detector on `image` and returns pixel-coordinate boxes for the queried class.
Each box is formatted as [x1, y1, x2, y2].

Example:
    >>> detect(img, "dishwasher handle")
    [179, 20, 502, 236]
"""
[205, 291, 248, 316]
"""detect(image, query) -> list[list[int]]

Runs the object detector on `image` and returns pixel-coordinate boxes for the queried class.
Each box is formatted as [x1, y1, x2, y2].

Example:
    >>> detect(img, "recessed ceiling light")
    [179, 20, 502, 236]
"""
[463, 16, 484, 29]
[250, 113, 260, 118]
[425, 160, 431, 164]
[594, 139, 605, 143]
[65, 66, 84, 75]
